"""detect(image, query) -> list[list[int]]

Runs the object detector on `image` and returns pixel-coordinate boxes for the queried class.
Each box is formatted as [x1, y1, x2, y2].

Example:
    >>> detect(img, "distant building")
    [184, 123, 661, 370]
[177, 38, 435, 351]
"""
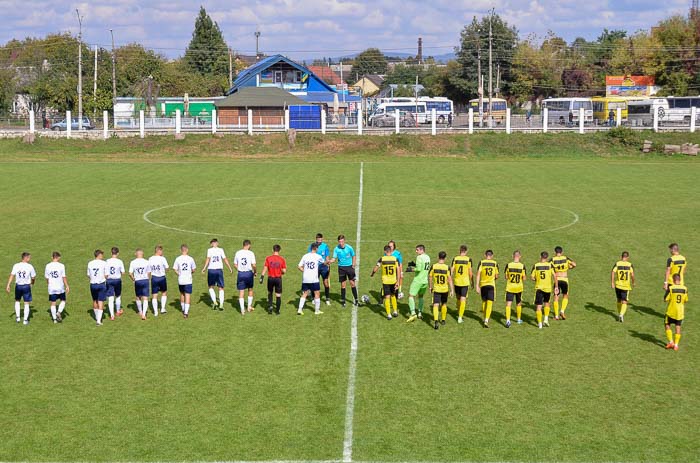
[352, 74, 385, 97]
[215, 87, 306, 127]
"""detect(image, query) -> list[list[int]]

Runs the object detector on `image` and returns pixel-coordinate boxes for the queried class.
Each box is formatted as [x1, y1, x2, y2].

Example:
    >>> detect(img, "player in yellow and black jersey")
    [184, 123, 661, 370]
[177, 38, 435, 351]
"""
[664, 243, 687, 298]
[551, 246, 576, 320]
[476, 250, 499, 328]
[429, 251, 454, 331]
[664, 273, 688, 351]
[504, 250, 527, 327]
[451, 244, 473, 324]
[611, 251, 635, 323]
[531, 251, 557, 329]
[370, 245, 401, 320]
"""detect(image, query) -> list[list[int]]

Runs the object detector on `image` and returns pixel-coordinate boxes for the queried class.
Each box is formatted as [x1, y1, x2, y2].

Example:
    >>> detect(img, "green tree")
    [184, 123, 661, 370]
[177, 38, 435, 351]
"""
[352, 48, 387, 76]
[184, 6, 229, 76]
[0, 68, 15, 113]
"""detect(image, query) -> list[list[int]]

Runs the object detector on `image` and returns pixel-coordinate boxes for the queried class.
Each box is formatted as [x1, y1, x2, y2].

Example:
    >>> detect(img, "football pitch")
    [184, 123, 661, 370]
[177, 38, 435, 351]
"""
[0, 146, 698, 462]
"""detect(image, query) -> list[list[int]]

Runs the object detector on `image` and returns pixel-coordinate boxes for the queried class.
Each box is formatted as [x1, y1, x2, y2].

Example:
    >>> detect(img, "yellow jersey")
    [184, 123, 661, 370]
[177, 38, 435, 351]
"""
[665, 284, 688, 320]
[666, 255, 687, 285]
[430, 263, 450, 293]
[477, 259, 499, 287]
[505, 261, 526, 293]
[378, 255, 398, 285]
[612, 261, 634, 291]
[551, 255, 573, 282]
[451, 256, 472, 287]
[532, 262, 555, 292]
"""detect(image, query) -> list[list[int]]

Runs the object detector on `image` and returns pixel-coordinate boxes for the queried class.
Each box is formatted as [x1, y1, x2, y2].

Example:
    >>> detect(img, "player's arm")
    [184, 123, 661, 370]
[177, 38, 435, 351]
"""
[494, 265, 500, 281]
[223, 257, 233, 273]
[630, 268, 636, 287]
[252, 262, 257, 276]
[475, 266, 481, 293]
[370, 260, 380, 277]
[63, 274, 70, 294]
[568, 258, 577, 269]
[553, 272, 559, 293]
[448, 273, 455, 297]
[397, 264, 403, 288]
[428, 267, 434, 292]
[664, 259, 672, 289]
[611, 266, 616, 289]
[5, 272, 14, 293]
[469, 267, 474, 287]
[201, 257, 211, 274]
[30, 270, 36, 286]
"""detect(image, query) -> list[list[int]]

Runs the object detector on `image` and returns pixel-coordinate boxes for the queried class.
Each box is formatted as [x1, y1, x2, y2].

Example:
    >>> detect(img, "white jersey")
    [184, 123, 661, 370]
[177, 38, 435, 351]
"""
[173, 255, 196, 285]
[299, 253, 325, 284]
[149, 255, 169, 277]
[45, 262, 66, 294]
[234, 249, 256, 272]
[11, 262, 36, 286]
[129, 258, 151, 281]
[105, 257, 125, 280]
[207, 247, 227, 270]
[87, 259, 108, 284]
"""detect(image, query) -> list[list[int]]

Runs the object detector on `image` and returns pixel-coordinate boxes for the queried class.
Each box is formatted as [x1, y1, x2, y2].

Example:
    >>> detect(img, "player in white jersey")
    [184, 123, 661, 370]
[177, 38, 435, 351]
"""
[45, 251, 69, 324]
[234, 240, 257, 314]
[87, 249, 109, 326]
[173, 244, 196, 318]
[6, 252, 36, 325]
[149, 245, 169, 315]
[105, 247, 125, 319]
[129, 248, 152, 320]
[201, 238, 233, 310]
[297, 243, 326, 315]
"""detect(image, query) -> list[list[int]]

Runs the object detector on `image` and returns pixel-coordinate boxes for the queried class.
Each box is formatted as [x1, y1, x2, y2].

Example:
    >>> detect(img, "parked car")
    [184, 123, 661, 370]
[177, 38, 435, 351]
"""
[370, 111, 416, 128]
[51, 117, 95, 131]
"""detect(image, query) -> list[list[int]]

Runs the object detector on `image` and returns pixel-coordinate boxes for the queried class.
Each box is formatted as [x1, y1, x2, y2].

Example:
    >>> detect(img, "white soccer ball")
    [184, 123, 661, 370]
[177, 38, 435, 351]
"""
[397, 291, 404, 300]
[361, 294, 370, 304]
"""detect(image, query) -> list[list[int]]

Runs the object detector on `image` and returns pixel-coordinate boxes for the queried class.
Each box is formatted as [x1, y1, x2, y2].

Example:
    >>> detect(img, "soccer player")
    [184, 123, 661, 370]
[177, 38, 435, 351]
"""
[234, 240, 257, 314]
[330, 235, 358, 307]
[309, 234, 331, 305]
[261, 244, 287, 315]
[407, 244, 430, 322]
[611, 252, 635, 323]
[664, 273, 688, 351]
[429, 251, 454, 330]
[504, 250, 526, 327]
[475, 249, 499, 328]
[451, 245, 473, 324]
[201, 238, 233, 310]
[173, 244, 196, 318]
[87, 250, 109, 326]
[45, 252, 69, 324]
[388, 240, 404, 295]
[6, 252, 36, 325]
[149, 245, 169, 315]
[298, 243, 326, 315]
[531, 251, 558, 329]
[664, 243, 687, 297]
[129, 249, 152, 320]
[370, 245, 401, 320]
[551, 246, 576, 320]
[105, 247, 125, 319]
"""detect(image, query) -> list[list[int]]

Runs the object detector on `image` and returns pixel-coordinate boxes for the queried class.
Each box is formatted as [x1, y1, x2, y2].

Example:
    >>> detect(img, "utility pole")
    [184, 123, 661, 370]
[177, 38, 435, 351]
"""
[488, 9, 493, 128]
[255, 30, 261, 60]
[477, 35, 483, 127]
[228, 48, 233, 88]
[415, 75, 419, 127]
[76, 9, 83, 130]
[93, 44, 97, 118]
[496, 63, 500, 98]
[110, 29, 116, 105]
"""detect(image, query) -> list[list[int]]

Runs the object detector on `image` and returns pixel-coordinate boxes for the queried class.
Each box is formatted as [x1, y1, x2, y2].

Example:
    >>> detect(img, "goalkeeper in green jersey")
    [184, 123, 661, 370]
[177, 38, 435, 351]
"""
[406, 244, 431, 322]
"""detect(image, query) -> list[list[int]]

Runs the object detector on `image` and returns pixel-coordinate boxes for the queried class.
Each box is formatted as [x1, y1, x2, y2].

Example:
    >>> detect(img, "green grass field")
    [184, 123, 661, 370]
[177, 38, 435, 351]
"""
[0, 134, 698, 462]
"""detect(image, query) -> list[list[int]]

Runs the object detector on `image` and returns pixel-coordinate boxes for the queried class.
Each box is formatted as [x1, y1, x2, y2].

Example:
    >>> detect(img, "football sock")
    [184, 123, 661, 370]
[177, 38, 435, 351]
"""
[516, 304, 522, 320]
[544, 305, 550, 318]
[417, 298, 424, 313]
[616, 302, 622, 314]
[408, 297, 416, 315]
[247, 296, 253, 309]
[180, 300, 185, 311]
[298, 297, 306, 311]
[238, 298, 245, 312]
[115, 296, 122, 311]
[95, 309, 103, 324]
[537, 310, 543, 324]
[50, 306, 57, 320]
[505, 305, 511, 321]
[433, 305, 439, 321]
[14, 302, 20, 318]
[485, 301, 493, 321]
[276, 296, 281, 312]
[218, 289, 224, 305]
[58, 301, 65, 313]
[108, 296, 115, 313]
[384, 299, 392, 316]
[23, 303, 29, 321]
[458, 299, 466, 318]
[561, 298, 569, 313]
[391, 295, 397, 312]
[314, 298, 321, 312]
[481, 300, 486, 314]
[554, 300, 560, 314]
[666, 329, 674, 343]
[151, 298, 159, 313]
[209, 288, 217, 304]
[351, 287, 358, 302]
[183, 303, 189, 315]
[161, 295, 167, 310]
[341, 288, 347, 302]
[268, 292, 273, 307]
[136, 300, 143, 314]
[441, 304, 447, 321]
[674, 333, 681, 346]
[324, 287, 330, 300]
[620, 302, 628, 316]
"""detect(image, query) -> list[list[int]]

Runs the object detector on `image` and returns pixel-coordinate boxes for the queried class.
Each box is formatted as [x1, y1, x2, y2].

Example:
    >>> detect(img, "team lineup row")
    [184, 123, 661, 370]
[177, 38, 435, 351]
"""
[4, 236, 689, 348]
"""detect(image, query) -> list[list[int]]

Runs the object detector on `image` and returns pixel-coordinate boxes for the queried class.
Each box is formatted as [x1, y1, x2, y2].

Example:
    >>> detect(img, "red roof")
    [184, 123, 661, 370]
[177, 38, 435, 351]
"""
[308, 66, 345, 86]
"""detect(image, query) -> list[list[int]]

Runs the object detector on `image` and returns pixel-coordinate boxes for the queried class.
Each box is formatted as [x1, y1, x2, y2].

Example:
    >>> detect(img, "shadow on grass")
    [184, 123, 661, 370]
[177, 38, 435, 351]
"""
[631, 303, 663, 319]
[629, 329, 666, 348]
[584, 301, 617, 320]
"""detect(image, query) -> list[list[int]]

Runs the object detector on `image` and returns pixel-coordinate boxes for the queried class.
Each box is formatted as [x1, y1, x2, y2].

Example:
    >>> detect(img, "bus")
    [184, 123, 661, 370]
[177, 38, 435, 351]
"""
[369, 101, 428, 126]
[468, 98, 508, 125]
[665, 96, 700, 123]
[592, 97, 637, 124]
[627, 99, 670, 127]
[542, 98, 593, 125]
[419, 97, 454, 124]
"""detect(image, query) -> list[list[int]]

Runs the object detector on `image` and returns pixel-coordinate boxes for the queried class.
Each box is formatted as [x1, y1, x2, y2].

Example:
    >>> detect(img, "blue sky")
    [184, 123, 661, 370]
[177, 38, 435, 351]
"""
[0, 0, 689, 59]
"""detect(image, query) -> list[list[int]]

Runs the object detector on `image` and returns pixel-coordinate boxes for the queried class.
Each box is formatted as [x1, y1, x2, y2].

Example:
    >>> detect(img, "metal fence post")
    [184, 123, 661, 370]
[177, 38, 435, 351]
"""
[468, 108, 474, 134]
[248, 109, 253, 135]
[357, 108, 363, 135]
[616, 107, 622, 127]
[139, 110, 145, 138]
[543, 108, 548, 134]
[579, 107, 585, 134]
[212, 109, 217, 134]
[395, 109, 400, 134]
[29, 110, 35, 133]
[653, 107, 659, 133]
[321, 109, 327, 135]
[691, 107, 697, 133]
[103, 110, 108, 139]
[505, 107, 511, 134]
[66, 110, 71, 138]
[284, 109, 290, 132]
[431, 108, 437, 136]
[175, 109, 181, 134]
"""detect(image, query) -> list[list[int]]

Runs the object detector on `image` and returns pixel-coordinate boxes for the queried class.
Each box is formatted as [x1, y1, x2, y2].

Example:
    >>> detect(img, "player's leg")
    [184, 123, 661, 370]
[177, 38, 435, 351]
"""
[50, 296, 58, 323]
[458, 296, 466, 323]
[619, 291, 628, 322]
[553, 293, 560, 319]
[339, 270, 348, 306]
[184, 290, 191, 317]
[238, 286, 246, 314]
[107, 284, 115, 319]
[390, 289, 398, 318]
[151, 290, 159, 316]
[417, 286, 426, 318]
[483, 287, 493, 327]
[350, 279, 359, 305]
[14, 294, 21, 322]
[313, 289, 322, 314]
[674, 322, 682, 350]
[440, 294, 447, 324]
[160, 287, 168, 314]
[298, 289, 310, 315]
[505, 294, 512, 328]
[115, 282, 123, 315]
[267, 279, 274, 313]
[208, 282, 217, 307]
[665, 318, 675, 348]
[384, 293, 392, 318]
[95, 297, 105, 326]
[275, 286, 282, 315]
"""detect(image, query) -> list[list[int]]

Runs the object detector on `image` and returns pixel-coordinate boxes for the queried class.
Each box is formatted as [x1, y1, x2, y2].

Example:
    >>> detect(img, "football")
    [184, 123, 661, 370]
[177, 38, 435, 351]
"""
[361, 294, 370, 304]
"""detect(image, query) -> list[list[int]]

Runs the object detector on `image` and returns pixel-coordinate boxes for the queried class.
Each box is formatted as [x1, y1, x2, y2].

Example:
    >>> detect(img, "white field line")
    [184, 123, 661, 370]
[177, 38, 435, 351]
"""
[342, 162, 363, 463]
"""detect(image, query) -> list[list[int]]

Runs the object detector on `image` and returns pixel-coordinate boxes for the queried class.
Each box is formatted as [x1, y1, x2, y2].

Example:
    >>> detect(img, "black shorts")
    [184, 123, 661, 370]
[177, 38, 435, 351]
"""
[433, 292, 448, 305]
[505, 291, 522, 304]
[480, 285, 495, 302]
[535, 290, 552, 305]
[267, 277, 282, 294]
[383, 284, 396, 296]
[455, 285, 469, 298]
[665, 315, 683, 326]
[558, 281, 569, 295]
[615, 288, 629, 302]
[338, 266, 356, 283]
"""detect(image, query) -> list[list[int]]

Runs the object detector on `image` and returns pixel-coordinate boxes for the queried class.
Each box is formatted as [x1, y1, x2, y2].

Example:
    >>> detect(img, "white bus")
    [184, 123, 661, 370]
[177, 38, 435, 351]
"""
[419, 97, 454, 124]
[369, 101, 428, 126]
[665, 96, 700, 123]
[627, 99, 670, 127]
[542, 97, 594, 125]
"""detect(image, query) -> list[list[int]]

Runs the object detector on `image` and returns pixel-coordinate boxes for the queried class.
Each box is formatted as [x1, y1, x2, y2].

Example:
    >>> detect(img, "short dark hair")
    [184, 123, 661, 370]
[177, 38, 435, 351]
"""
[554, 246, 563, 254]
[384, 245, 392, 253]
[273, 244, 281, 252]
[669, 243, 679, 251]
[621, 251, 629, 258]
[485, 249, 493, 257]
[94, 249, 104, 258]
[673, 273, 681, 282]
[243, 239, 251, 247]
[388, 240, 396, 248]
[438, 251, 447, 260]
[460, 244, 468, 253]
[316, 233, 323, 239]
[111, 246, 119, 255]
[338, 234, 345, 241]
[541, 251, 549, 259]
[210, 238, 218, 244]
[52, 251, 61, 259]
[513, 250, 521, 257]
[416, 244, 425, 251]
[181, 244, 188, 251]
[155, 244, 163, 252]
[21, 252, 30, 259]
[310, 243, 319, 251]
